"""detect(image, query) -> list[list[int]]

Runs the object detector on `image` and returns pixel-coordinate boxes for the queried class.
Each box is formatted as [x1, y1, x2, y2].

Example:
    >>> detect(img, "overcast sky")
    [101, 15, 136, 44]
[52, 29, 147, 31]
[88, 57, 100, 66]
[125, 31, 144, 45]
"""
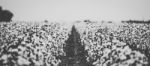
[0, 0, 150, 22]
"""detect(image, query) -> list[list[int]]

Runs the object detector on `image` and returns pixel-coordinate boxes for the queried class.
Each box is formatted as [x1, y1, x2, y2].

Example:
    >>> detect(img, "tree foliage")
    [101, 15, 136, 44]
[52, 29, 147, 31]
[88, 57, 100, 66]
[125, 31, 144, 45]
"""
[0, 6, 14, 22]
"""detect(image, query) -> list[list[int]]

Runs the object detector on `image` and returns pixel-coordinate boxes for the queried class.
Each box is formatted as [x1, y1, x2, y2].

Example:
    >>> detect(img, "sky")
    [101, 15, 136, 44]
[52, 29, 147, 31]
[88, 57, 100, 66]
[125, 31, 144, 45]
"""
[0, 0, 150, 22]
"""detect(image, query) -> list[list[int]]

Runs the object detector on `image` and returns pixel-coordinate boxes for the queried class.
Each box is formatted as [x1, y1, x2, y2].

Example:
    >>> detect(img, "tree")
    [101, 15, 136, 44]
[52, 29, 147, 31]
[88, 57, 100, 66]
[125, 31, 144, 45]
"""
[59, 25, 93, 66]
[0, 6, 14, 22]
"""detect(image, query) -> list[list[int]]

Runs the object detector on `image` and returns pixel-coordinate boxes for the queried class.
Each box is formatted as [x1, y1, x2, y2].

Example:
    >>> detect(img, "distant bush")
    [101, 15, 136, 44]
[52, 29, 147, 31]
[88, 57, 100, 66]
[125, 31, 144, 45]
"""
[0, 6, 14, 22]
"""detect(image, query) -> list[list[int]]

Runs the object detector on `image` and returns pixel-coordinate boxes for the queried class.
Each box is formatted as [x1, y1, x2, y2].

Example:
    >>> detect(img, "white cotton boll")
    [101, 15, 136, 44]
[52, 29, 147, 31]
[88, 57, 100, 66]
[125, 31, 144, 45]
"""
[120, 42, 126, 46]
[104, 48, 111, 54]
[123, 46, 132, 55]
[112, 45, 117, 50]
[51, 59, 61, 66]
[119, 54, 126, 60]
[21, 41, 26, 45]
[93, 59, 100, 65]
[1, 54, 8, 63]
[103, 48, 111, 58]
[136, 52, 145, 58]
[33, 60, 40, 66]
[104, 42, 111, 46]
[9, 48, 18, 53]
[26, 43, 32, 47]
[136, 64, 143, 66]
[48, 36, 52, 40]
[17, 56, 30, 65]
[30, 53, 36, 60]
[17, 35, 24, 38]
[137, 45, 140, 48]
[115, 42, 126, 47]
[125, 59, 135, 64]
[132, 51, 145, 59]
[1, 55, 8, 60]
[112, 39, 120, 43]
[38, 61, 44, 66]
[32, 60, 43, 66]
[85, 46, 89, 50]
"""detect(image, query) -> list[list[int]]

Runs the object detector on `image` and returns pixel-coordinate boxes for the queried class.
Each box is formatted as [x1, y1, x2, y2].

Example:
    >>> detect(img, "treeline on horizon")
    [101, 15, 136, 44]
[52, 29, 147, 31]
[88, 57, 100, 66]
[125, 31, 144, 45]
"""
[122, 20, 150, 24]
[83, 19, 150, 24]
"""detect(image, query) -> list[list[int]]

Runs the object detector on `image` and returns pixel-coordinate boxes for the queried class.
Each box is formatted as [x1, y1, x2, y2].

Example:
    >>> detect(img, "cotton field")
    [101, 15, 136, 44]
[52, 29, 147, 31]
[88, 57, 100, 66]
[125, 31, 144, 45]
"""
[0, 21, 150, 66]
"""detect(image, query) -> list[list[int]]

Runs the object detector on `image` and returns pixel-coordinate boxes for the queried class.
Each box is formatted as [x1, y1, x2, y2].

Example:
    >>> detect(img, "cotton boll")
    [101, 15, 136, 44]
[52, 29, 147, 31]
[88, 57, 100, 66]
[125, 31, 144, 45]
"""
[119, 54, 126, 60]
[112, 39, 120, 43]
[1, 54, 8, 60]
[103, 48, 111, 55]
[123, 46, 132, 55]
[0, 54, 8, 64]
[136, 63, 143, 66]
[112, 45, 117, 50]
[125, 59, 135, 65]
[17, 56, 30, 65]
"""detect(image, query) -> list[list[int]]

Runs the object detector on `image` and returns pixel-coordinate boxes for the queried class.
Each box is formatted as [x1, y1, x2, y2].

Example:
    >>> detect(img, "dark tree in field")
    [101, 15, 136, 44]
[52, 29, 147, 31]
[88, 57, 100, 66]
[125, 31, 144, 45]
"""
[59, 25, 93, 66]
[0, 6, 14, 22]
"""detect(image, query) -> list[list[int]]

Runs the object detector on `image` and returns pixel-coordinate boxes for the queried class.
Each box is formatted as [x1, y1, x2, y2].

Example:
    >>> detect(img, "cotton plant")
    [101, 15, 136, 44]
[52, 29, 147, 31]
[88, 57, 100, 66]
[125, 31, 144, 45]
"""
[92, 39, 148, 66]
[0, 21, 70, 66]
[77, 22, 149, 66]
[1, 21, 150, 66]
